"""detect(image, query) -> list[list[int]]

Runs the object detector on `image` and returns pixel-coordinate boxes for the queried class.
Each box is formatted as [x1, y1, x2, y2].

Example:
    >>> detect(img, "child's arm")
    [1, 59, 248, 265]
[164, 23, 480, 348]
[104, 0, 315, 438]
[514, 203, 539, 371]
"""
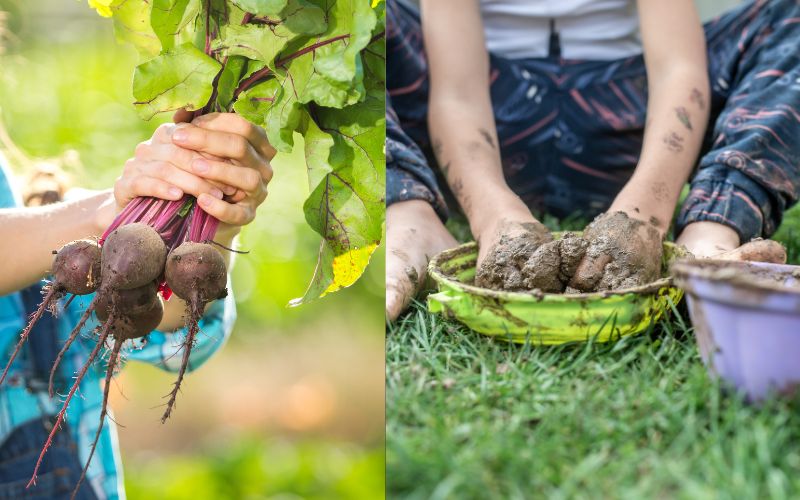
[421, 0, 547, 264]
[609, 0, 710, 231]
[572, 0, 710, 288]
[0, 188, 116, 295]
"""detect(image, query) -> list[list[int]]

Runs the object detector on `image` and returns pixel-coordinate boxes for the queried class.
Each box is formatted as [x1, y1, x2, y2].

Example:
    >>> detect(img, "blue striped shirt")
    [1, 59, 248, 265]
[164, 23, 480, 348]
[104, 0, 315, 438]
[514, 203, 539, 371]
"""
[0, 159, 236, 499]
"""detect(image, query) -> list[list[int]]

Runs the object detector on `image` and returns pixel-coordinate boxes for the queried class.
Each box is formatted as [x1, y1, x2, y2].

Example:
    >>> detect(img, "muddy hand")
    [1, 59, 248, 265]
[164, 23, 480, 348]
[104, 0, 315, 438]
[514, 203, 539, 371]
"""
[570, 211, 664, 292]
[474, 219, 554, 291]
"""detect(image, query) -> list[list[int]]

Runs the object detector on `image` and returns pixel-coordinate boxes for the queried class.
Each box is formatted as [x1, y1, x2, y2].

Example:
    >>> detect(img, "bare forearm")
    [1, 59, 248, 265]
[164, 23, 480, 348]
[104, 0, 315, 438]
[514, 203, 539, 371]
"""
[612, 67, 709, 231]
[0, 190, 113, 294]
[614, 0, 710, 233]
[422, 0, 533, 236]
[428, 97, 525, 232]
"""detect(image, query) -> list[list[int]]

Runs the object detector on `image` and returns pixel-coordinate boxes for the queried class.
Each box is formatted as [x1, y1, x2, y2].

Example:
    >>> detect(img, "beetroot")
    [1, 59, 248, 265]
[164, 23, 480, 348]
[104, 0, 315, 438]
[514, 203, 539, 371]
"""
[101, 223, 167, 290]
[95, 283, 160, 323]
[53, 240, 102, 295]
[22, 195, 229, 495]
[161, 242, 227, 422]
[0, 239, 101, 387]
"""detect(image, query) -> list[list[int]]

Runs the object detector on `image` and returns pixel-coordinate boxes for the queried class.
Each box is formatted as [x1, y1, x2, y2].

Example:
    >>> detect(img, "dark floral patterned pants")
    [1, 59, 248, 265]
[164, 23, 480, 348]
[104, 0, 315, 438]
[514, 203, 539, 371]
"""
[386, 0, 800, 241]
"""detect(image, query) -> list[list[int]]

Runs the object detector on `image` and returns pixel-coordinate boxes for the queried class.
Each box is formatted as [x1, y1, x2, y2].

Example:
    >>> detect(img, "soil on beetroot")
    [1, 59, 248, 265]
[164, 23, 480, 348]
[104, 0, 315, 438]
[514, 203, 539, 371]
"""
[475, 212, 663, 294]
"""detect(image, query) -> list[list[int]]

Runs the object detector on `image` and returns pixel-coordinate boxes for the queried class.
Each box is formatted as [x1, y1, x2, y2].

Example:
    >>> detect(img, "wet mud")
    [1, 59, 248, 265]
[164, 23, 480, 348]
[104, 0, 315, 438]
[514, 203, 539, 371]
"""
[476, 212, 664, 294]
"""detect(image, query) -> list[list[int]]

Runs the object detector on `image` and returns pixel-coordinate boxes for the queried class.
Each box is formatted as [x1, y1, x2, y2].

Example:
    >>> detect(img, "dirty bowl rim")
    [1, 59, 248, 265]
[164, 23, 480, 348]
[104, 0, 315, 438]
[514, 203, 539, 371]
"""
[429, 241, 679, 303]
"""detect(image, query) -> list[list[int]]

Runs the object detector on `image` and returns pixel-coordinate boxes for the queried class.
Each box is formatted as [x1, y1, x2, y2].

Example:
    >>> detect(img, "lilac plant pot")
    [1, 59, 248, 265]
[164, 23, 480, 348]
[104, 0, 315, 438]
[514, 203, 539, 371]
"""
[672, 259, 800, 402]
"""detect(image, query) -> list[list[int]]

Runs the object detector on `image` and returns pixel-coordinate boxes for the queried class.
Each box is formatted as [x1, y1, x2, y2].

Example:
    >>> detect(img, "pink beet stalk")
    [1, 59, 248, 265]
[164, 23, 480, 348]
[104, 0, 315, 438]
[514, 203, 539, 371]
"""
[101, 195, 220, 299]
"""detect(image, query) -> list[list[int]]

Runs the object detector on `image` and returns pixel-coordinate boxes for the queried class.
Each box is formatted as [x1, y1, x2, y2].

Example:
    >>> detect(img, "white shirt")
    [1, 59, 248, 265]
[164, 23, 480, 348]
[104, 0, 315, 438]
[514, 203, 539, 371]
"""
[479, 0, 642, 60]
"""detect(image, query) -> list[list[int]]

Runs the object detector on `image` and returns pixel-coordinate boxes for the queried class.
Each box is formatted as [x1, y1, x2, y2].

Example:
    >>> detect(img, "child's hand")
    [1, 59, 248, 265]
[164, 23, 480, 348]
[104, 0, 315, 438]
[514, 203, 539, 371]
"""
[474, 217, 553, 291]
[570, 211, 664, 292]
[111, 112, 274, 237]
[113, 123, 231, 211]
[169, 112, 275, 236]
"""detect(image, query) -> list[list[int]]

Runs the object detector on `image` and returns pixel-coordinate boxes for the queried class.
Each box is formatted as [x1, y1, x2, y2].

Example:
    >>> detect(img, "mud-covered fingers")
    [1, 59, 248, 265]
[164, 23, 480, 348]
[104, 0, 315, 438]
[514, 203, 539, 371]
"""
[569, 252, 612, 291]
[197, 194, 256, 227]
[386, 278, 415, 322]
[717, 239, 787, 264]
[191, 113, 276, 160]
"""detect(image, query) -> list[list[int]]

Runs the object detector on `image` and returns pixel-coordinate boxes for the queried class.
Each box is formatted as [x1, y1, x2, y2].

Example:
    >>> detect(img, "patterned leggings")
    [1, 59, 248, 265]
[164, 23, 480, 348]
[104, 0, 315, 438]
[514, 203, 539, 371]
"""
[386, 0, 800, 242]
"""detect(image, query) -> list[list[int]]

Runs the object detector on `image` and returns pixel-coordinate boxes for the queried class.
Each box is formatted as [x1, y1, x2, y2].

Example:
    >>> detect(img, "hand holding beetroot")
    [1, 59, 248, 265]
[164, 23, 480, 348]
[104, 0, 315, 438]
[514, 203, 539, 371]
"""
[108, 112, 274, 235]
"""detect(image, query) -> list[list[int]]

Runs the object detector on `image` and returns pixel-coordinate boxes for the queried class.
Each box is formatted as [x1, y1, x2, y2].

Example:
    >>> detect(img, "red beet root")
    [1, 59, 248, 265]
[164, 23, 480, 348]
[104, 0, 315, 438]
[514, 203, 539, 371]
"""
[101, 223, 167, 291]
[161, 242, 227, 422]
[0, 240, 101, 388]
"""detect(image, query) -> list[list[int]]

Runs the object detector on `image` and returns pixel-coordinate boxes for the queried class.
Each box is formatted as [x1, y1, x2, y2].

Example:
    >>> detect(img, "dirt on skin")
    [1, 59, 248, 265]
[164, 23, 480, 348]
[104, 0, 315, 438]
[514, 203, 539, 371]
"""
[475, 223, 589, 293]
[570, 211, 663, 292]
[476, 212, 663, 294]
[475, 221, 554, 291]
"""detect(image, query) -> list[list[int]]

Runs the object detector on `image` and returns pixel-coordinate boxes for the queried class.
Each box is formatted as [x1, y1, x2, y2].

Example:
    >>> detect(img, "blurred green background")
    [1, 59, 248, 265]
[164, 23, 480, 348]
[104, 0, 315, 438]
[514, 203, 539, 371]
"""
[0, 1, 385, 499]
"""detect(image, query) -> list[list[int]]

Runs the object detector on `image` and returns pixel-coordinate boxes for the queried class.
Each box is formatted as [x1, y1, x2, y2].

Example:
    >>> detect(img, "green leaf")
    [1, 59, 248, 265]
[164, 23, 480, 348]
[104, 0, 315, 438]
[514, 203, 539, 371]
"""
[302, 117, 334, 192]
[215, 24, 291, 66]
[230, 0, 288, 16]
[308, 0, 375, 82]
[281, 48, 364, 108]
[216, 56, 248, 111]
[292, 88, 385, 304]
[215, 1, 326, 70]
[281, 0, 327, 35]
[111, 0, 161, 59]
[233, 76, 304, 153]
[151, 0, 201, 51]
[132, 43, 222, 119]
[279, 0, 377, 108]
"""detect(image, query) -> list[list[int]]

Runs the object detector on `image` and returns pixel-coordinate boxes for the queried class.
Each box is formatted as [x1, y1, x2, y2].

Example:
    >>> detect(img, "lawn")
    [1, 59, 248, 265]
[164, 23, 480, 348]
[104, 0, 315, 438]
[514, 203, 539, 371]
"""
[386, 206, 800, 499]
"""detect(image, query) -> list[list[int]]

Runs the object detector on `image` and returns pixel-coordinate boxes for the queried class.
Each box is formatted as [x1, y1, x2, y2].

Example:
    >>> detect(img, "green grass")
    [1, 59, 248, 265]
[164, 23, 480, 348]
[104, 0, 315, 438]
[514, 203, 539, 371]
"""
[387, 206, 800, 500]
[126, 437, 385, 500]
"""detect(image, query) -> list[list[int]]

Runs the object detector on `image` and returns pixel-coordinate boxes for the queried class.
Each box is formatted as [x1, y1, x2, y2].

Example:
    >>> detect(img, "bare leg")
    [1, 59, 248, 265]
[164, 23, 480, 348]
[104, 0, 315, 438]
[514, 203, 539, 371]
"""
[386, 200, 457, 322]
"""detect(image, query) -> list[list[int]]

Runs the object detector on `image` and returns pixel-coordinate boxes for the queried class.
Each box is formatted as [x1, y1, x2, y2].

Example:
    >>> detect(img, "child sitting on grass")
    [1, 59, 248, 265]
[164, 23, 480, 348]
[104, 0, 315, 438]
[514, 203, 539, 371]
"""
[386, 0, 796, 319]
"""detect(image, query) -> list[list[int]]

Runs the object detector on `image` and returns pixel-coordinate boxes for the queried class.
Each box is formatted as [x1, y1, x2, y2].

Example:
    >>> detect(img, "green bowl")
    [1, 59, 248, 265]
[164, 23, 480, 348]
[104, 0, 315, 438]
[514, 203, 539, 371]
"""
[427, 237, 686, 344]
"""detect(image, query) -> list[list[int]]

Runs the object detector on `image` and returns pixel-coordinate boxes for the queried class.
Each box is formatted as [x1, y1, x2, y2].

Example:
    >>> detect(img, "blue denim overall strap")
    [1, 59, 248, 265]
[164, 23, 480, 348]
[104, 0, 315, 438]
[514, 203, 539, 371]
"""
[0, 286, 96, 499]
[0, 417, 98, 499]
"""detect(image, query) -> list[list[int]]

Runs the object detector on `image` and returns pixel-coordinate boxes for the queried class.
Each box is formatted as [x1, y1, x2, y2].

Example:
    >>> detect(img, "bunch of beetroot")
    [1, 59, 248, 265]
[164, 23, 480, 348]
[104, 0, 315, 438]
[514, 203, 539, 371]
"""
[0, 196, 228, 497]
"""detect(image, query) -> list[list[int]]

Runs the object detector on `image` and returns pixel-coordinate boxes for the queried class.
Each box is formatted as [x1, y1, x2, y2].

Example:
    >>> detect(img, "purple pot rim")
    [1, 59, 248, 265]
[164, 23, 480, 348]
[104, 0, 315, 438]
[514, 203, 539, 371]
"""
[681, 288, 800, 314]
[672, 259, 800, 297]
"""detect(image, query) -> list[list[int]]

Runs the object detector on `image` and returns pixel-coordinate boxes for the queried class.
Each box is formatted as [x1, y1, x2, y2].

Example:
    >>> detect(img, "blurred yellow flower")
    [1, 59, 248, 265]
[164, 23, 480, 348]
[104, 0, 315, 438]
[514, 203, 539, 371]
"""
[88, 0, 115, 18]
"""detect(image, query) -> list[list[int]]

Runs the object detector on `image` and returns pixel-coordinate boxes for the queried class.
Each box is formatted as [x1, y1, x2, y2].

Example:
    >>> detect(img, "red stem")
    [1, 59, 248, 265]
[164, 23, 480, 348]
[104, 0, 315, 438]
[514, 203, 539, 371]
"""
[233, 34, 351, 99]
